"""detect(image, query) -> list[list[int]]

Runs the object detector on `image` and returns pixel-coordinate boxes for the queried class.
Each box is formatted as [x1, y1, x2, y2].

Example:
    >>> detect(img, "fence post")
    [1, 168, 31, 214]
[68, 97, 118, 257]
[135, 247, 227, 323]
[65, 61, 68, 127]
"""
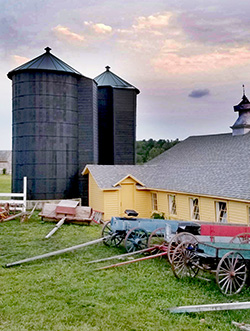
[23, 177, 27, 212]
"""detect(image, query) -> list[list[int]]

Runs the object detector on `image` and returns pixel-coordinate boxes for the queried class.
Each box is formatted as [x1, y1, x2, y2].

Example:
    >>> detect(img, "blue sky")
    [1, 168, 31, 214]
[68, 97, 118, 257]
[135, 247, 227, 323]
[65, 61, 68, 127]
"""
[1, 0, 250, 149]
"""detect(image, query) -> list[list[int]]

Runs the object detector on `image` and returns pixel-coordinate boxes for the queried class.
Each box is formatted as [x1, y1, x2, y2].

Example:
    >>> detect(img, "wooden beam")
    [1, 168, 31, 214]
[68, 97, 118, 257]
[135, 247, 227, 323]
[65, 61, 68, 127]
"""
[2, 212, 28, 222]
[5, 237, 107, 267]
[232, 321, 250, 331]
[45, 217, 66, 239]
[169, 302, 250, 313]
[84, 247, 156, 265]
[97, 251, 168, 270]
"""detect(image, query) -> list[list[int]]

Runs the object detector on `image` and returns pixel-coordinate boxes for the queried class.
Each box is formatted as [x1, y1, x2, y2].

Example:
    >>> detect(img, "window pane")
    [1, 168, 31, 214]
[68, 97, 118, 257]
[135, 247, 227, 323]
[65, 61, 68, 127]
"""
[169, 195, 176, 215]
[190, 198, 200, 220]
[151, 193, 158, 211]
[216, 201, 227, 223]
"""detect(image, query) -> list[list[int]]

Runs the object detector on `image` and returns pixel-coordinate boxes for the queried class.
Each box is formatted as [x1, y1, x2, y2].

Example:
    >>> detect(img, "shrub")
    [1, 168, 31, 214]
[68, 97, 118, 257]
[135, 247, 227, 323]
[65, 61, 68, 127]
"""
[151, 211, 165, 219]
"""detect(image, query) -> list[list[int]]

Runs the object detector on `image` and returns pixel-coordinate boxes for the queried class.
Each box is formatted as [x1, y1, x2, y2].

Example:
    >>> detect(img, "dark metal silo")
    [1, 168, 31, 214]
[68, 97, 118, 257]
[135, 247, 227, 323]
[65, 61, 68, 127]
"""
[94, 66, 140, 165]
[8, 47, 98, 200]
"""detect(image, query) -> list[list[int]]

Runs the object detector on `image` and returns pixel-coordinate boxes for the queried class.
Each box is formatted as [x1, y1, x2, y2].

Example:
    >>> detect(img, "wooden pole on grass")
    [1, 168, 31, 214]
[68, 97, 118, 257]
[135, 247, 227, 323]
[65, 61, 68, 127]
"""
[45, 217, 66, 239]
[5, 237, 107, 267]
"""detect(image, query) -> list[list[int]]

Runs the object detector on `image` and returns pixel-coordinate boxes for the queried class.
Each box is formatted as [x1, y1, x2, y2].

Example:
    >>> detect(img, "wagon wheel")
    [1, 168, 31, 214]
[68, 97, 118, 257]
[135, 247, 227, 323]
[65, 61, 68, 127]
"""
[171, 240, 199, 279]
[124, 227, 148, 252]
[167, 232, 198, 263]
[101, 221, 123, 247]
[216, 251, 247, 295]
[147, 227, 167, 250]
[229, 233, 250, 244]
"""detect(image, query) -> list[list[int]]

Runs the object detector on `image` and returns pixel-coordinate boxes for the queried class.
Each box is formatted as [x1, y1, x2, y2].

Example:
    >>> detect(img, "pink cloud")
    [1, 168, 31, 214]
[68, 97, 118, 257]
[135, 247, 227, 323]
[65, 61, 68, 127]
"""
[92, 23, 112, 34]
[12, 55, 30, 65]
[152, 47, 250, 74]
[84, 21, 112, 34]
[53, 25, 84, 42]
[133, 12, 173, 31]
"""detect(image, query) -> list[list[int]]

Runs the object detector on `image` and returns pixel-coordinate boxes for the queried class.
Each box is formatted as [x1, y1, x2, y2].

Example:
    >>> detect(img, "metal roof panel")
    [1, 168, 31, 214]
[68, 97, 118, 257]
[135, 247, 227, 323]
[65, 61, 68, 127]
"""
[7, 47, 83, 79]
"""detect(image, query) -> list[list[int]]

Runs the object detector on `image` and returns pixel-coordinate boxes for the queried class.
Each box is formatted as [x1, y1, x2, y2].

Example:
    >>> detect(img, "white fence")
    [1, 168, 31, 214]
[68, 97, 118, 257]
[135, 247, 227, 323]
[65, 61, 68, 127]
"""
[0, 177, 27, 212]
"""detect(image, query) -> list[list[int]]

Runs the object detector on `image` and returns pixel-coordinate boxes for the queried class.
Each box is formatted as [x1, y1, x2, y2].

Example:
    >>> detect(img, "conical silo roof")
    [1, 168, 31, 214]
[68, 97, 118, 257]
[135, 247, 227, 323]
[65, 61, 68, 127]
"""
[94, 66, 140, 94]
[7, 47, 83, 79]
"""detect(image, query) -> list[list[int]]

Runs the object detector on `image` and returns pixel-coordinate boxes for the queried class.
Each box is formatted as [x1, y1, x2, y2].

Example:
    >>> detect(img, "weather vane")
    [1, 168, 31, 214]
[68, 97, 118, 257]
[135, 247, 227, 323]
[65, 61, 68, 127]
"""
[243, 84, 246, 96]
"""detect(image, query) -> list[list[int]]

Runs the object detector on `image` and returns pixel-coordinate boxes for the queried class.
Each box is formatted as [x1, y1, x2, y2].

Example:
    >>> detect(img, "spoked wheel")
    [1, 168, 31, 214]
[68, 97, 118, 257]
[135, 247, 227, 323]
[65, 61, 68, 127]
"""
[171, 240, 200, 279]
[147, 227, 167, 250]
[101, 221, 124, 247]
[216, 251, 247, 295]
[168, 232, 198, 263]
[230, 233, 250, 244]
[124, 227, 148, 252]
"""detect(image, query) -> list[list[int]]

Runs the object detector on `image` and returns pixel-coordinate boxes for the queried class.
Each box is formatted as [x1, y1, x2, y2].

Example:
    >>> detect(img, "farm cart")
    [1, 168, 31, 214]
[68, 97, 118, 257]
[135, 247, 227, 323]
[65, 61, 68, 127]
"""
[101, 211, 200, 252]
[171, 240, 250, 295]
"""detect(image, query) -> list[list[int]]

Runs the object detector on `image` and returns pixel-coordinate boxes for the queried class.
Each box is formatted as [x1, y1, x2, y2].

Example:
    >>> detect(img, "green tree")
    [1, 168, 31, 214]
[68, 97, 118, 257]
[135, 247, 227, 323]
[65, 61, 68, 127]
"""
[136, 138, 179, 164]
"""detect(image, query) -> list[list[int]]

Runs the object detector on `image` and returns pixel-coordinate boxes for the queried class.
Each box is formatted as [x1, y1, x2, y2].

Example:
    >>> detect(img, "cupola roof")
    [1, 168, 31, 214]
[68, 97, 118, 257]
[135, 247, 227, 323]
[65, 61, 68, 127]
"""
[234, 85, 250, 111]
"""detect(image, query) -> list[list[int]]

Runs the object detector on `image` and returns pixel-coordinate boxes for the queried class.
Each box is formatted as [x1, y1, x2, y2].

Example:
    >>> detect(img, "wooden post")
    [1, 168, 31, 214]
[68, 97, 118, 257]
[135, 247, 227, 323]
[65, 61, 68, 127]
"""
[23, 177, 27, 212]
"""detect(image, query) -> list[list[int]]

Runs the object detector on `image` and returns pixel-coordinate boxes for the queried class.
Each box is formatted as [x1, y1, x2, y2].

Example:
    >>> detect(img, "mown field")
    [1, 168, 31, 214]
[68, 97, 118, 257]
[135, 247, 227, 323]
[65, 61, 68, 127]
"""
[1, 176, 250, 330]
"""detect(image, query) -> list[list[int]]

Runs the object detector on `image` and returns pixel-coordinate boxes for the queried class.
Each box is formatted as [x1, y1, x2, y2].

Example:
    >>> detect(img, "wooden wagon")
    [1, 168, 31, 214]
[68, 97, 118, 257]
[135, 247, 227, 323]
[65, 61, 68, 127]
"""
[171, 237, 250, 295]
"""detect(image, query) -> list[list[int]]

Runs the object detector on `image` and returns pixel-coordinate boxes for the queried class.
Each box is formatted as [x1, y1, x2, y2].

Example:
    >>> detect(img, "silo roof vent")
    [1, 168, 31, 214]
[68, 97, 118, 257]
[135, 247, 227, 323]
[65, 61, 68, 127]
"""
[7, 47, 83, 79]
[94, 66, 140, 94]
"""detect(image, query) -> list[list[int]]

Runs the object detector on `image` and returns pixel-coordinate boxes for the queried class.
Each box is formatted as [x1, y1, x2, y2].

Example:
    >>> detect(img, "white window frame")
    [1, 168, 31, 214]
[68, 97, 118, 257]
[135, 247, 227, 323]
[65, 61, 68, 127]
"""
[190, 198, 200, 220]
[151, 192, 158, 211]
[169, 195, 177, 215]
[215, 201, 227, 223]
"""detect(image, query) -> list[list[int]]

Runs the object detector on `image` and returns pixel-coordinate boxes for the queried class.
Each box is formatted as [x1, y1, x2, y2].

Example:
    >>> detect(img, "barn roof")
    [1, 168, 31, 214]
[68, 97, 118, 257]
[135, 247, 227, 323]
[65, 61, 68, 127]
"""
[83, 132, 250, 201]
[7, 47, 82, 79]
[94, 66, 140, 94]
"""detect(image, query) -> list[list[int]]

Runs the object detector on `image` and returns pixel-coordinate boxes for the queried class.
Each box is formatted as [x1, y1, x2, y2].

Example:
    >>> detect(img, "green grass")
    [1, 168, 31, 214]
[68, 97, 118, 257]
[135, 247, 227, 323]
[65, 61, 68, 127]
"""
[0, 174, 11, 193]
[1, 214, 250, 330]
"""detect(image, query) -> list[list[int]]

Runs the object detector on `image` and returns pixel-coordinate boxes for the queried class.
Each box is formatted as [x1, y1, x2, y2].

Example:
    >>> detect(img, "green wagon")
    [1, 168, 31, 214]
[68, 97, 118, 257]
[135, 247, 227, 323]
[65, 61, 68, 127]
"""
[171, 240, 250, 295]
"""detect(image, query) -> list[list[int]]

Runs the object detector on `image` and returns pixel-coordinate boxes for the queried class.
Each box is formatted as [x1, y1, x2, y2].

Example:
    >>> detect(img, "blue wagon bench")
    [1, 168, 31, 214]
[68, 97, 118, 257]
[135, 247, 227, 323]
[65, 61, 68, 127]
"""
[170, 239, 250, 295]
[101, 210, 200, 252]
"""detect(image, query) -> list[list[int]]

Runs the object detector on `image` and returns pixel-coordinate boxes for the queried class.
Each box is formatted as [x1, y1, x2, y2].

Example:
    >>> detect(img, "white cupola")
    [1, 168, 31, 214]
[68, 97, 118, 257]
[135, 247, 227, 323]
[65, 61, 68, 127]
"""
[231, 85, 250, 136]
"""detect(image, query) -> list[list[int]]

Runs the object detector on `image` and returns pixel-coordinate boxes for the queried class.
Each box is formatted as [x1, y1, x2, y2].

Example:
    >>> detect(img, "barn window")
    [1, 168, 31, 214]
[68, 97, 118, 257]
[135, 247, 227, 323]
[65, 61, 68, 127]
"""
[190, 198, 200, 220]
[151, 193, 158, 211]
[216, 201, 227, 223]
[169, 195, 177, 215]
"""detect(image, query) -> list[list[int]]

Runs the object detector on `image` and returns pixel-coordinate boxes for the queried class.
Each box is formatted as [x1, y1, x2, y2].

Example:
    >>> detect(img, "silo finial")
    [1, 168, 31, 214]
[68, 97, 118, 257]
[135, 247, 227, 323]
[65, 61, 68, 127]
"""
[45, 47, 52, 53]
[105, 65, 110, 71]
[243, 84, 245, 96]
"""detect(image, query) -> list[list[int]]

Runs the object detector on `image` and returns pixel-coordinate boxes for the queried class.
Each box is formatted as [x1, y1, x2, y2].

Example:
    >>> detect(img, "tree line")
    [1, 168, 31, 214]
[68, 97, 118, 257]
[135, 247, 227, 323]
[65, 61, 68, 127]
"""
[136, 138, 180, 164]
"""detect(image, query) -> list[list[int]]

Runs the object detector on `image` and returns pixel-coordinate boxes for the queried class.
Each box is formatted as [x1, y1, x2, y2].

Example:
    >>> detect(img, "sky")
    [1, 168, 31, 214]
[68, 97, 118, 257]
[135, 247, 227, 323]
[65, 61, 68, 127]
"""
[1, 0, 250, 149]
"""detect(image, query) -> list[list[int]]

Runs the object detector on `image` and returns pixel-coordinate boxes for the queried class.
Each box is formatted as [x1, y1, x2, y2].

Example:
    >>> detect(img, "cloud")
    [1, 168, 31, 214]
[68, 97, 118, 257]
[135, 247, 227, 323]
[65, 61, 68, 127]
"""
[133, 12, 172, 31]
[12, 55, 30, 65]
[189, 89, 210, 98]
[178, 8, 250, 46]
[152, 47, 250, 74]
[84, 21, 112, 34]
[92, 23, 112, 34]
[53, 25, 84, 42]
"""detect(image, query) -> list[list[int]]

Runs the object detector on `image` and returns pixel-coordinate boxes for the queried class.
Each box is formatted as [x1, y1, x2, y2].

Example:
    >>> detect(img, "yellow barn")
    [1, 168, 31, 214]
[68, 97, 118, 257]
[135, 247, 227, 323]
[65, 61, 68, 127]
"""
[82, 93, 250, 224]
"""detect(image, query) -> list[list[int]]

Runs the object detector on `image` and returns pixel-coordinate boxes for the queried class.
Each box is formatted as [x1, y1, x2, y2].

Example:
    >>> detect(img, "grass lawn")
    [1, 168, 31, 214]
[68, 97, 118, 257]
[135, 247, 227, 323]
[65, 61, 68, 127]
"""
[1, 214, 250, 331]
[0, 174, 11, 193]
